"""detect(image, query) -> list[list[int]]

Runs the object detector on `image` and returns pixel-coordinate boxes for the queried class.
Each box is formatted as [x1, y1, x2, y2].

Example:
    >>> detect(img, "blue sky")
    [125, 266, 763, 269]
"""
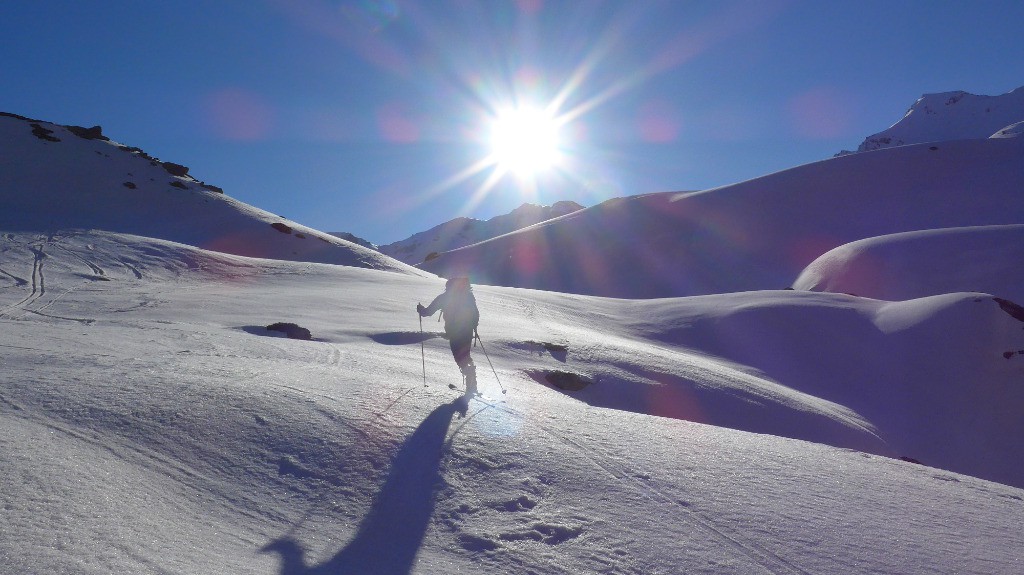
[3, 1, 1022, 245]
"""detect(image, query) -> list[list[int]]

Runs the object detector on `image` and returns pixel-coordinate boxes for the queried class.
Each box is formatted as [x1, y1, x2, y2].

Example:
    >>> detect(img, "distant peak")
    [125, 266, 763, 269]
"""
[378, 199, 585, 264]
[843, 85, 1024, 154]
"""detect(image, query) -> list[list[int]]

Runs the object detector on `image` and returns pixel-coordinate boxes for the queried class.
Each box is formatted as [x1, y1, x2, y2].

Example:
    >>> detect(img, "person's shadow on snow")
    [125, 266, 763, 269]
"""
[367, 331, 441, 345]
[262, 399, 464, 575]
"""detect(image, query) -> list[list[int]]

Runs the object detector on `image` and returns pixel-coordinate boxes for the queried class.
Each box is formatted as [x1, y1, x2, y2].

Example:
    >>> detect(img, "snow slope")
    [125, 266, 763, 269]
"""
[3, 108, 1024, 574]
[379, 201, 583, 265]
[992, 120, 1024, 139]
[2, 231, 1022, 574]
[842, 86, 1024, 153]
[422, 136, 1024, 298]
[0, 113, 421, 275]
[794, 224, 1024, 302]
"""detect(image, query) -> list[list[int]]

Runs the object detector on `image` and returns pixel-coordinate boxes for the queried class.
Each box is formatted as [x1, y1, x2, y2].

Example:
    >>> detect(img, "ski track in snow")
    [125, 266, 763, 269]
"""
[0, 238, 46, 318]
[463, 394, 813, 575]
[0, 234, 154, 323]
[0, 236, 100, 323]
[3, 240, 1024, 573]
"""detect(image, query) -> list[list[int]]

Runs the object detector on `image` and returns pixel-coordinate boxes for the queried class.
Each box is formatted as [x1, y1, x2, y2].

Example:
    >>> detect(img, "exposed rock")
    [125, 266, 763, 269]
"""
[266, 322, 312, 340]
[29, 123, 60, 142]
[66, 125, 108, 140]
[994, 297, 1024, 322]
[162, 162, 189, 177]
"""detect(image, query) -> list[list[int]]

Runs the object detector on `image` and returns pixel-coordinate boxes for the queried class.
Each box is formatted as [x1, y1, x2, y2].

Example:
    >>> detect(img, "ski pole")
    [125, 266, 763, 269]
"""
[419, 313, 427, 387]
[475, 330, 506, 394]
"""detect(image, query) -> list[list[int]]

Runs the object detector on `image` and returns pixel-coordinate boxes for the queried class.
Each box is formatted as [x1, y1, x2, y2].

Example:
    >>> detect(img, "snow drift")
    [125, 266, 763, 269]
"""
[794, 224, 1024, 302]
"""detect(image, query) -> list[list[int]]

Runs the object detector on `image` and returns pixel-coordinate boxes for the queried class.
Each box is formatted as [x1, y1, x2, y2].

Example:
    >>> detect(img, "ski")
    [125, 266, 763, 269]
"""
[448, 383, 505, 403]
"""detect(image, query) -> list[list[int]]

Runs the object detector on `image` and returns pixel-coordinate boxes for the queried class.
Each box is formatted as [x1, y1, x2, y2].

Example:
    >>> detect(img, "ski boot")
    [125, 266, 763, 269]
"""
[461, 362, 477, 396]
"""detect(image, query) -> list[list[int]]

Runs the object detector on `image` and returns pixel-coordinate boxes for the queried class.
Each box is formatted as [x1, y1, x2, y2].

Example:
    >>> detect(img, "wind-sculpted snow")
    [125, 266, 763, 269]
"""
[422, 136, 1024, 298]
[2, 231, 1023, 573]
[0, 114, 424, 275]
[794, 225, 1024, 302]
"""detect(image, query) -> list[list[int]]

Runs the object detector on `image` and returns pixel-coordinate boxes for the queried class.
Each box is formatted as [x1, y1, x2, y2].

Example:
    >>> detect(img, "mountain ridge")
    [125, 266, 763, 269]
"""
[837, 85, 1024, 155]
[421, 136, 1024, 297]
[379, 200, 584, 265]
[417, 87, 1024, 298]
[0, 113, 423, 276]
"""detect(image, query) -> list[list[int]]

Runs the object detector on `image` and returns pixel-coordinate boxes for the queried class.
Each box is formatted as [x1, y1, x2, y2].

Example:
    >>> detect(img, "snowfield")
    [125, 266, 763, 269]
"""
[2, 92, 1024, 574]
[2, 232, 1023, 574]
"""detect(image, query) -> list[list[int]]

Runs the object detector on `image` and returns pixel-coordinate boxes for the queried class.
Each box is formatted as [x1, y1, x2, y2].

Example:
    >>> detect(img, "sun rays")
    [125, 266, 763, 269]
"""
[266, 0, 787, 226]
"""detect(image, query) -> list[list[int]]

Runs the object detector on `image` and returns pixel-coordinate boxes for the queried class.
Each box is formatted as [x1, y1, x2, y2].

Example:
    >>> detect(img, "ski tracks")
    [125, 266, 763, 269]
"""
[486, 399, 814, 575]
[0, 235, 113, 323]
[0, 241, 47, 318]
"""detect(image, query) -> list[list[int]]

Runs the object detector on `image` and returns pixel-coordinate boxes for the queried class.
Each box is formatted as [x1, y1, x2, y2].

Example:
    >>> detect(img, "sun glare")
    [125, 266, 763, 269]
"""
[489, 107, 563, 177]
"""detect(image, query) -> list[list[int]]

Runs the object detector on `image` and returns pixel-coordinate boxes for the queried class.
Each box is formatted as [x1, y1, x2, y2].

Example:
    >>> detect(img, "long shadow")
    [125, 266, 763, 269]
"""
[368, 331, 442, 345]
[263, 399, 465, 575]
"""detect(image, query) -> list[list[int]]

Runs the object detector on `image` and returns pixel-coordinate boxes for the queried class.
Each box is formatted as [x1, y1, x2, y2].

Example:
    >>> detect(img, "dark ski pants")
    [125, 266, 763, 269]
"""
[448, 330, 474, 370]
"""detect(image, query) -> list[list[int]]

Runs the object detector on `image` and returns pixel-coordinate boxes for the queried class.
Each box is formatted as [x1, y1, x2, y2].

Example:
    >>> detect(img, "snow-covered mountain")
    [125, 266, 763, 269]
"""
[3, 107, 1024, 574]
[421, 135, 1024, 298]
[379, 201, 583, 265]
[838, 85, 1024, 154]
[328, 231, 378, 251]
[0, 113, 421, 275]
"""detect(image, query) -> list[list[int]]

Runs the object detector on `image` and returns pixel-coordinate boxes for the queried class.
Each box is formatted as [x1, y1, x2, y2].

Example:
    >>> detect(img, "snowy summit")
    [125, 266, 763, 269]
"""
[839, 85, 1024, 154]
[2, 87, 1023, 575]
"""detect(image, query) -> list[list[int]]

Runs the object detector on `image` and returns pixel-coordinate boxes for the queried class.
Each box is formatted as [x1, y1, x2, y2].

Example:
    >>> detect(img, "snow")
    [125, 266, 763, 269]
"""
[0, 114, 422, 275]
[422, 136, 1024, 298]
[847, 86, 1024, 153]
[379, 201, 583, 266]
[793, 224, 1024, 302]
[991, 120, 1024, 139]
[3, 104, 1024, 574]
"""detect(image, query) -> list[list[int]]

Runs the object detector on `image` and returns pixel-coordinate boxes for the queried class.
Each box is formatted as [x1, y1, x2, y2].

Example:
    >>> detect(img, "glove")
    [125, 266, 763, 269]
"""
[416, 303, 426, 316]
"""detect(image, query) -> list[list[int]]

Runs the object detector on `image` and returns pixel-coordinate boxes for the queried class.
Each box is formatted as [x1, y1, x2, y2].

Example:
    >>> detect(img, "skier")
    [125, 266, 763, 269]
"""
[417, 277, 480, 395]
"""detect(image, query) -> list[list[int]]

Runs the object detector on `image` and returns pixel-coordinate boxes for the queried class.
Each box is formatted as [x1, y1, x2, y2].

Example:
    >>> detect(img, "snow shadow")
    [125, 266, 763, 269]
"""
[538, 365, 889, 456]
[262, 399, 463, 575]
[240, 325, 307, 339]
[368, 331, 442, 345]
[510, 340, 569, 362]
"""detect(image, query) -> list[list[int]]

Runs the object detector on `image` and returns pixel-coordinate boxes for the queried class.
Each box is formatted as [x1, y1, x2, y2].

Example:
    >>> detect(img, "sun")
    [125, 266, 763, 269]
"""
[488, 106, 563, 178]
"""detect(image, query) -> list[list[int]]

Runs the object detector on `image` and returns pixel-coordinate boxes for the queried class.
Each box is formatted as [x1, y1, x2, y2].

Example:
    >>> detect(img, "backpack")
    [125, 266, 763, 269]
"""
[441, 278, 479, 336]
